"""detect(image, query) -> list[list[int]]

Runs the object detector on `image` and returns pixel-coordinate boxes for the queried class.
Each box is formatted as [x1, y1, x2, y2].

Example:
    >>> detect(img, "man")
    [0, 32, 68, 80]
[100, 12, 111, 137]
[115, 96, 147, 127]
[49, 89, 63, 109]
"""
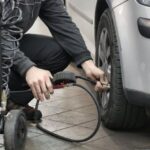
[7, 0, 108, 121]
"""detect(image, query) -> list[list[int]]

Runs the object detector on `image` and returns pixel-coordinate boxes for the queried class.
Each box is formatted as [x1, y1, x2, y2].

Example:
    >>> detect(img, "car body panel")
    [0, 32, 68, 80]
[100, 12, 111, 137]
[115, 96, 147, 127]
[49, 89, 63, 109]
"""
[66, 0, 96, 46]
[113, 0, 150, 104]
[66, 0, 150, 106]
[66, 0, 128, 46]
[66, 0, 96, 21]
[107, 0, 128, 8]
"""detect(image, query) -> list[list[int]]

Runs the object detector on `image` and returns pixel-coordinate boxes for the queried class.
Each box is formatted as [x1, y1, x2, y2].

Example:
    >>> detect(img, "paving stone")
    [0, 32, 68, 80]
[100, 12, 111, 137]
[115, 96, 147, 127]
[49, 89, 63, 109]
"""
[85, 126, 115, 143]
[28, 125, 45, 135]
[48, 111, 96, 125]
[134, 147, 150, 150]
[38, 105, 68, 117]
[29, 98, 38, 106]
[106, 130, 150, 149]
[27, 130, 42, 138]
[0, 147, 4, 150]
[79, 120, 97, 129]
[44, 141, 73, 150]
[75, 105, 97, 115]
[0, 136, 4, 145]
[87, 128, 150, 150]
[25, 139, 51, 150]
[37, 119, 73, 132]
[67, 145, 101, 150]
[0, 138, 4, 149]
[52, 87, 84, 98]
[45, 95, 93, 110]
[26, 134, 73, 150]
[87, 136, 128, 150]
[54, 126, 93, 140]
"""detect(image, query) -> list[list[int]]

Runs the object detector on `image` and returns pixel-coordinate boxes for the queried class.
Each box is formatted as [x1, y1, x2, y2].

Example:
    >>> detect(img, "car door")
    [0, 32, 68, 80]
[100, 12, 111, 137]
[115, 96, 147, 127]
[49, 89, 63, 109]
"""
[66, 0, 97, 44]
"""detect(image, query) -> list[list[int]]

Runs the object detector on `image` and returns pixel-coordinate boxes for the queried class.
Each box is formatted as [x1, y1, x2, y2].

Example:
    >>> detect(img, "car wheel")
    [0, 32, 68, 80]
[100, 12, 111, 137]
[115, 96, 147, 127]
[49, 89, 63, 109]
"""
[96, 9, 147, 129]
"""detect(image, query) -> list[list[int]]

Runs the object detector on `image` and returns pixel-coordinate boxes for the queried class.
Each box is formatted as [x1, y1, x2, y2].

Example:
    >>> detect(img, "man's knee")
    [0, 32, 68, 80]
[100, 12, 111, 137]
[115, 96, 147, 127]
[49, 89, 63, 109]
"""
[20, 34, 72, 74]
[38, 48, 71, 74]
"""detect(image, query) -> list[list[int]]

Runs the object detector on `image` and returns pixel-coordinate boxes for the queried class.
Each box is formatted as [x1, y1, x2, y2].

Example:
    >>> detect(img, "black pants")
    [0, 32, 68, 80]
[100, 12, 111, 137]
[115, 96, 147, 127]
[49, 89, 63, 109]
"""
[9, 34, 71, 106]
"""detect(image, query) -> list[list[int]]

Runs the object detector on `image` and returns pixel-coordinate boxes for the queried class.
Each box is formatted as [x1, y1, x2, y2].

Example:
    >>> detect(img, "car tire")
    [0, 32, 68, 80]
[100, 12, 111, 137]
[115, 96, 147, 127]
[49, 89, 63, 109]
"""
[96, 9, 147, 130]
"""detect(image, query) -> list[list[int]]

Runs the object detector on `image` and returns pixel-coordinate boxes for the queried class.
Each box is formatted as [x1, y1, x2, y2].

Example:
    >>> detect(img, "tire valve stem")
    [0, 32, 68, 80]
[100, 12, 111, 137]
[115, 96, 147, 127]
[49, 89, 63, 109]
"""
[1, 90, 7, 112]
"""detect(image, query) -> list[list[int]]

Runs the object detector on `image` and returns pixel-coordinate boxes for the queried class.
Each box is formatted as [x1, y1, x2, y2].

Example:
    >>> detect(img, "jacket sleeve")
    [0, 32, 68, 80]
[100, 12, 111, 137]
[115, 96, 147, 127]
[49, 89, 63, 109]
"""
[13, 50, 36, 76]
[39, 0, 92, 66]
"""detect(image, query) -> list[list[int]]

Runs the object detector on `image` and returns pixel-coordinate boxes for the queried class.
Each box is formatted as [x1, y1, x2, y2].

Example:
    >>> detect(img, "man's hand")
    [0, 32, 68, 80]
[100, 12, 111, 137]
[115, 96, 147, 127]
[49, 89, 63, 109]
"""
[25, 66, 53, 101]
[81, 60, 108, 92]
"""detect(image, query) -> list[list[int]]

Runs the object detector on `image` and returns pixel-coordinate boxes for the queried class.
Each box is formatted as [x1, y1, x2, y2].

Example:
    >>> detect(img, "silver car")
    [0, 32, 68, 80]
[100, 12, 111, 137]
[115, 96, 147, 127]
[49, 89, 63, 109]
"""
[65, 0, 150, 130]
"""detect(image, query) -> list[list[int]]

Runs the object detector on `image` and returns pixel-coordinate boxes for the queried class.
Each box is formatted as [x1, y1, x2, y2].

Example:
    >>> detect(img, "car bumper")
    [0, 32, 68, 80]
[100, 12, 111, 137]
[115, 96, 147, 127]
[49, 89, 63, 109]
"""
[112, 0, 150, 106]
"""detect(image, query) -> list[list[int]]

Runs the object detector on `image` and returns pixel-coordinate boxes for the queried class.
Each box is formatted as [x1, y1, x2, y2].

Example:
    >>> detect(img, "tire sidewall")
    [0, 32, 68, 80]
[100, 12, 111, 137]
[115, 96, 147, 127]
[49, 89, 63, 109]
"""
[96, 9, 124, 121]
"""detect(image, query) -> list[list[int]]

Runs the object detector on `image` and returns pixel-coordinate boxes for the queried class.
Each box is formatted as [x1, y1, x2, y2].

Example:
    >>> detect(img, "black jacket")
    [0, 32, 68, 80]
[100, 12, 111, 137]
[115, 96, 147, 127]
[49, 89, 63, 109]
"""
[12, 0, 92, 76]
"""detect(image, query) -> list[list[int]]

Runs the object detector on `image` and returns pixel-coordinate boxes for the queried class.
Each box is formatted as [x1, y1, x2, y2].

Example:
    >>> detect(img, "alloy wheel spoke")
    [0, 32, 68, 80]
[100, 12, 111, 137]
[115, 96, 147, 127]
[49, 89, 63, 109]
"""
[107, 65, 111, 82]
[98, 28, 111, 109]
[99, 29, 108, 65]
[102, 59, 108, 72]
[106, 46, 111, 59]
[98, 44, 105, 65]
[100, 29, 108, 52]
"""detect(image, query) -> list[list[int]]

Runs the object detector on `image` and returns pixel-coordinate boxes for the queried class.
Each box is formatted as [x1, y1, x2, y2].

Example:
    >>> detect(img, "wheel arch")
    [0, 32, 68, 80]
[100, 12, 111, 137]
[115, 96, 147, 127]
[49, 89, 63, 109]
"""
[95, 0, 110, 39]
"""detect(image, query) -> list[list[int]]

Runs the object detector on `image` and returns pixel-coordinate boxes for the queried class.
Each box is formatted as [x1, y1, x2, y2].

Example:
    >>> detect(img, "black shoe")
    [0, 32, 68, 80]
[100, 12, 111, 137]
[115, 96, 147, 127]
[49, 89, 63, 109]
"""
[7, 100, 21, 111]
[23, 105, 42, 122]
[7, 101, 42, 122]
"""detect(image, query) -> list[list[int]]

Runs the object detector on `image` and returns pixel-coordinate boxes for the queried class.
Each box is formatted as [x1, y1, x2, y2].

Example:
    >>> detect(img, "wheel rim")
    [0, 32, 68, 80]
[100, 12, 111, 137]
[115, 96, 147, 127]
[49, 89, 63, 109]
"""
[98, 27, 111, 109]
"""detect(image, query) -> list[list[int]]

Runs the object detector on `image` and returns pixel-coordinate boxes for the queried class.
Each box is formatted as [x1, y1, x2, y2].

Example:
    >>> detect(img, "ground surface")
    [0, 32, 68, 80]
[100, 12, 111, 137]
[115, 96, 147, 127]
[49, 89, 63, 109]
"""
[0, 65, 150, 150]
